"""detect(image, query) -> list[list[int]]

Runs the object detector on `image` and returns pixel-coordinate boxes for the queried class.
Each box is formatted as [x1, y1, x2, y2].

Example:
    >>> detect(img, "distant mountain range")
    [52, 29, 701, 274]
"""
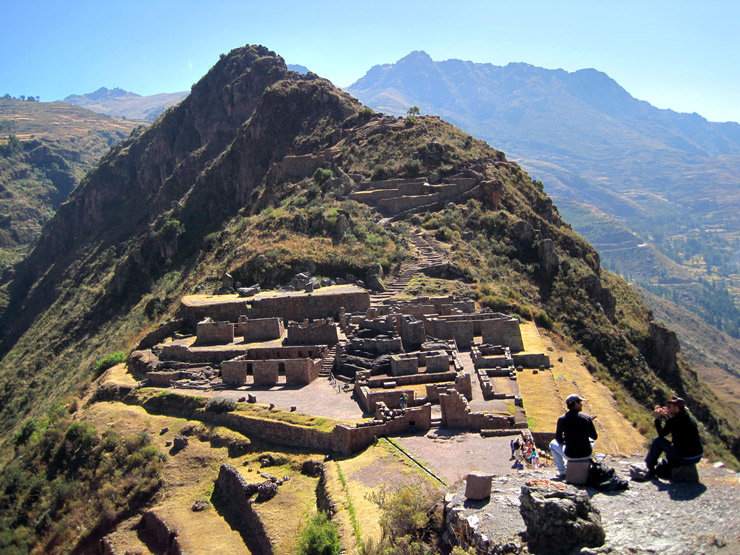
[63, 86, 188, 121]
[347, 51, 740, 340]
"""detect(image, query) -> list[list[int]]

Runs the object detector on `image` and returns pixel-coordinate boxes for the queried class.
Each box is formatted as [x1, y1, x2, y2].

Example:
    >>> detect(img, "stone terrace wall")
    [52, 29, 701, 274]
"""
[512, 353, 551, 367]
[246, 289, 370, 321]
[179, 297, 251, 325]
[159, 344, 244, 364]
[211, 464, 274, 554]
[136, 319, 186, 350]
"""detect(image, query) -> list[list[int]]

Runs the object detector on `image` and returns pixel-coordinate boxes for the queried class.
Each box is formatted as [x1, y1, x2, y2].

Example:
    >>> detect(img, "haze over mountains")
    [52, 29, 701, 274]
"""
[63, 86, 188, 121]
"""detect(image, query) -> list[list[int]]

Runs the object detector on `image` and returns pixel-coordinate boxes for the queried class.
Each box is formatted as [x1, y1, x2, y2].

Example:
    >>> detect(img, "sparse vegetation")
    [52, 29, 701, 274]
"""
[92, 351, 126, 376]
[363, 481, 442, 554]
[296, 511, 342, 555]
[0, 409, 164, 553]
[205, 397, 238, 413]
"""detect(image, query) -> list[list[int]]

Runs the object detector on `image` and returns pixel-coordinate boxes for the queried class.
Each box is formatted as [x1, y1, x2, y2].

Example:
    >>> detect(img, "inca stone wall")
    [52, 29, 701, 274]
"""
[196, 321, 234, 345]
[211, 464, 274, 554]
[285, 320, 339, 345]
[240, 317, 283, 341]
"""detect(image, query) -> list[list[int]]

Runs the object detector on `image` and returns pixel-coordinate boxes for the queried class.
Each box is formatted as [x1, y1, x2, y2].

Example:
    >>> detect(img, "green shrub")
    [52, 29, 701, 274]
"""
[313, 168, 333, 186]
[403, 158, 421, 176]
[205, 397, 237, 413]
[92, 352, 126, 376]
[367, 481, 441, 549]
[296, 511, 341, 555]
[158, 219, 183, 240]
[534, 309, 554, 330]
[13, 419, 38, 445]
[480, 295, 512, 313]
[360, 107, 374, 118]
[371, 165, 390, 181]
[515, 304, 533, 320]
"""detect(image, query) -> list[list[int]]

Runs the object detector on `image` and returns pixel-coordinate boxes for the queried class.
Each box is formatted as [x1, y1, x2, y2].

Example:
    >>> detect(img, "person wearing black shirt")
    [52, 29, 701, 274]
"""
[549, 394, 598, 478]
[645, 396, 702, 477]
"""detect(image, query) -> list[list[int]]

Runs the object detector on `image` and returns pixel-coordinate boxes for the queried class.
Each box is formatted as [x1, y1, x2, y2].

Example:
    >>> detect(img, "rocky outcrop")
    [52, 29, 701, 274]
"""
[519, 481, 604, 553]
[645, 321, 681, 384]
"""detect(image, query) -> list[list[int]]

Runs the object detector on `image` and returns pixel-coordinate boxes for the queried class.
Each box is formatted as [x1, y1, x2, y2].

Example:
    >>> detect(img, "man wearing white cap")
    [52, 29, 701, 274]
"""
[549, 394, 598, 478]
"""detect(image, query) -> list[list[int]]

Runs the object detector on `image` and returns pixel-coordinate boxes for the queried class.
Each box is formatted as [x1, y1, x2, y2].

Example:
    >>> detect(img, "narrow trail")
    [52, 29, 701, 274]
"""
[370, 232, 448, 307]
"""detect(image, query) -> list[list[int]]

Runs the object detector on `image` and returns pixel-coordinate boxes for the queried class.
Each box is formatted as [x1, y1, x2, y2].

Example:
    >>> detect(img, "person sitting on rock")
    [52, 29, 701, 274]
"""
[645, 396, 702, 478]
[549, 394, 598, 478]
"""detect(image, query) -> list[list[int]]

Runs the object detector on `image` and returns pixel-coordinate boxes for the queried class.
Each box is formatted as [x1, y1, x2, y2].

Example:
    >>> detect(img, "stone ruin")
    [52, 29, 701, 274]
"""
[127, 282, 552, 446]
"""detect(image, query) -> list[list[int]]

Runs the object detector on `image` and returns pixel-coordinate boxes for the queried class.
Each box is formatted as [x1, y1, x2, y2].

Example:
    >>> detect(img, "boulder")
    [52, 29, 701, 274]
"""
[255, 481, 278, 502]
[172, 435, 189, 452]
[221, 272, 234, 290]
[465, 471, 493, 500]
[519, 481, 604, 553]
[237, 284, 260, 297]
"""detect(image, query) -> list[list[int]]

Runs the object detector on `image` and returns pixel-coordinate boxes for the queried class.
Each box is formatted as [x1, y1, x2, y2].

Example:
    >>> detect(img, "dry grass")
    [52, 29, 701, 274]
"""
[80, 401, 325, 554]
[333, 441, 426, 549]
[518, 328, 647, 456]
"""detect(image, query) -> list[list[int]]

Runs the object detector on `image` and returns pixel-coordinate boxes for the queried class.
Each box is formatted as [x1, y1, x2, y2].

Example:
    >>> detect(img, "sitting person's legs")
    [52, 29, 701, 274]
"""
[549, 439, 566, 475]
[645, 436, 673, 471]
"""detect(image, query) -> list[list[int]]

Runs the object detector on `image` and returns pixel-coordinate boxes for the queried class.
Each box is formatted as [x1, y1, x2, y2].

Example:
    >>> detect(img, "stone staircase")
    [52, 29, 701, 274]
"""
[370, 233, 449, 307]
[320, 344, 338, 377]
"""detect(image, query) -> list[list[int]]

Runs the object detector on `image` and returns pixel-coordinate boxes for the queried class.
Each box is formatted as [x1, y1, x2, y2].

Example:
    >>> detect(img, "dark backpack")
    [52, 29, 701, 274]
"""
[587, 460, 629, 491]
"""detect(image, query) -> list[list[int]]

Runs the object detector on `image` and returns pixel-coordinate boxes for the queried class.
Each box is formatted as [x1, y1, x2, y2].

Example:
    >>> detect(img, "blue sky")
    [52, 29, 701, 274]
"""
[3, 0, 739, 123]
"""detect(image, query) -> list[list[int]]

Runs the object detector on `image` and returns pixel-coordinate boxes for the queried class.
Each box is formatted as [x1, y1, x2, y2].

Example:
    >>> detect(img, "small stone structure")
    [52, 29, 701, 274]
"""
[390, 353, 419, 376]
[440, 389, 526, 431]
[285, 319, 338, 345]
[196, 320, 234, 345]
[239, 317, 283, 341]
[471, 344, 513, 368]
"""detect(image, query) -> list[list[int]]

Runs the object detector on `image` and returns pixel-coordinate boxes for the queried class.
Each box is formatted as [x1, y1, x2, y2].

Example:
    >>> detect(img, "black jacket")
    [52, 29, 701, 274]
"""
[656, 409, 703, 459]
[556, 409, 598, 458]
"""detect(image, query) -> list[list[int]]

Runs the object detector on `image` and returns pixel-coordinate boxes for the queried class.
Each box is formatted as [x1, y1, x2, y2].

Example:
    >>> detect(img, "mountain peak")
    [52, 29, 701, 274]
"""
[397, 50, 434, 65]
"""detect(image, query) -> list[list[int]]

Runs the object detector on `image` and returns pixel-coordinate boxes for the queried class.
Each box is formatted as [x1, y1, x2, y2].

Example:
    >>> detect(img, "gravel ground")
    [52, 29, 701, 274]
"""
[445, 456, 740, 554]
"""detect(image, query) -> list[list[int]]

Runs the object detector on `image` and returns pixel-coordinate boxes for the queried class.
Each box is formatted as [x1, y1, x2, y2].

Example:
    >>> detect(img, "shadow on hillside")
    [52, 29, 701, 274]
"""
[210, 488, 265, 553]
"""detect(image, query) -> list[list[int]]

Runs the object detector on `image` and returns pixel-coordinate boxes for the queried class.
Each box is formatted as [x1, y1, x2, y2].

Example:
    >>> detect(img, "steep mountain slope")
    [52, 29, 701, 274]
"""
[0, 43, 737, 482]
[0, 99, 138, 283]
[347, 51, 740, 339]
[64, 87, 188, 121]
